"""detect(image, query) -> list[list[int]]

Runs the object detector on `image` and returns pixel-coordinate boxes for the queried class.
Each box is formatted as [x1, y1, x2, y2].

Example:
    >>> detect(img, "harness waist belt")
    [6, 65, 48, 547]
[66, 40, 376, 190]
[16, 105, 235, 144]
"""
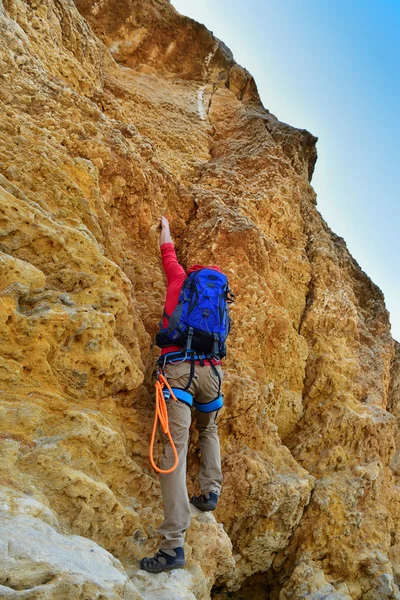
[194, 395, 224, 413]
[158, 350, 221, 366]
[170, 387, 193, 408]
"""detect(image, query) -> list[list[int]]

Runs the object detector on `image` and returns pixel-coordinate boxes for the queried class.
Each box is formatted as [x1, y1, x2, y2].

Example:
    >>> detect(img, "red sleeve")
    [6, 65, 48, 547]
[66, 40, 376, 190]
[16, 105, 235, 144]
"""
[160, 243, 187, 328]
[160, 243, 186, 284]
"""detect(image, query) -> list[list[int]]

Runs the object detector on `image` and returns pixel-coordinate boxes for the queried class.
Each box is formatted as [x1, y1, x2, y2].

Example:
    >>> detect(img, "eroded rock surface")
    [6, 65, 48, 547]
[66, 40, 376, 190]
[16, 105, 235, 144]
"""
[0, 0, 398, 598]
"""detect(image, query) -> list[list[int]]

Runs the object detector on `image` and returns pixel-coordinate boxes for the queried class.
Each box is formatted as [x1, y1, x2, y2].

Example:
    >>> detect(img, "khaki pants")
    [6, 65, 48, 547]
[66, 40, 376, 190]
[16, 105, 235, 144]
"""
[157, 361, 223, 550]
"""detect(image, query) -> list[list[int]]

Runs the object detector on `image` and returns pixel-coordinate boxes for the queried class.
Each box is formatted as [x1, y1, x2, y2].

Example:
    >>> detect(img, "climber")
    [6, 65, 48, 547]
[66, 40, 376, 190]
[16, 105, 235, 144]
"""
[140, 216, 233, 574]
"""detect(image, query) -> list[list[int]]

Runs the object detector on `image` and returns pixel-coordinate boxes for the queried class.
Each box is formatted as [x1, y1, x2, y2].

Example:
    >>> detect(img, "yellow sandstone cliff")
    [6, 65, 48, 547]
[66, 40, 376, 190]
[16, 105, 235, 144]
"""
[0, 1, 399, 598]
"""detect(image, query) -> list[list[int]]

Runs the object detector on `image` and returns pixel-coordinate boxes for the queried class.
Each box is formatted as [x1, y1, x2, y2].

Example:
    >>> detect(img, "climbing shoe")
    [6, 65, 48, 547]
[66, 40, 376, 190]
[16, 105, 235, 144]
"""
[190, 492, 219, 511]
[140, 547, 185, 573]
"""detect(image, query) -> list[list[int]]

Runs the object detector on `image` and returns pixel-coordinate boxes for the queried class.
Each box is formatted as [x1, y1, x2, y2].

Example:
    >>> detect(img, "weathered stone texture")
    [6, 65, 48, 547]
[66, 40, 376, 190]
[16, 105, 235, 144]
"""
[0, 0, 398, 598]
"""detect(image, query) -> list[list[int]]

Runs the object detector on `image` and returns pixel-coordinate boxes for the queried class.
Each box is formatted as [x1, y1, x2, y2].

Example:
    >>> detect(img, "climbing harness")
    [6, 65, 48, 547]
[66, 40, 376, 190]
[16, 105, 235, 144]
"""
[157, 350, 222, 397]
[158, 351, 224, 412]
[150, 352, 224, 474]
[150, 371, 179, 474]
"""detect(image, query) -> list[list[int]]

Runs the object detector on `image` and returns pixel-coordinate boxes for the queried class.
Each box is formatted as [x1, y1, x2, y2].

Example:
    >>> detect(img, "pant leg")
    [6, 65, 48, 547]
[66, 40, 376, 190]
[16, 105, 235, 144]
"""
[195, 409, 223, 495]
[157, 361, 195, 550]
[194, 365, 224, 495]
[157, 398, 192, 549]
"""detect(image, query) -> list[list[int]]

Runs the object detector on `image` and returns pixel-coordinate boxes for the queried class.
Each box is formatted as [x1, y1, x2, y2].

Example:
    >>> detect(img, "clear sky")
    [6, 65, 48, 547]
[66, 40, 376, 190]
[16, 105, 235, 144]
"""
[171, 0, 400, 342]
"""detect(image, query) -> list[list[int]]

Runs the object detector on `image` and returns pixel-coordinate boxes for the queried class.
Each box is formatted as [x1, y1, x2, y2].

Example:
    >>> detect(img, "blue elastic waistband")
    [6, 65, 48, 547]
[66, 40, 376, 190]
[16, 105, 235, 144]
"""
[194, 395, 224, 413]
[171, 387, 193, 407]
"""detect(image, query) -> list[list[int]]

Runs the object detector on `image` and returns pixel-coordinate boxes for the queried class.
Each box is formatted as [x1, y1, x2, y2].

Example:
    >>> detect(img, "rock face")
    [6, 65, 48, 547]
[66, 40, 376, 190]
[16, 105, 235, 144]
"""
[0, 0, 398, 598]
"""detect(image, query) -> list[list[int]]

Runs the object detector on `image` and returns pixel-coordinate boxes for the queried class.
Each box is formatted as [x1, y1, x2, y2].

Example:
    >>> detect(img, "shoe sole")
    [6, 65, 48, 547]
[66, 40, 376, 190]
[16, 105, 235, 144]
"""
[140, 563, 185, 574]
[190, 503, 217, 512]
[141, 564, 185, 575]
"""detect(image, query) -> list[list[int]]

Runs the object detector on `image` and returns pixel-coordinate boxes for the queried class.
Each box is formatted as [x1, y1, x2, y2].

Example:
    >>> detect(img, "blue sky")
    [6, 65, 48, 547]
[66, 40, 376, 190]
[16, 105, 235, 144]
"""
[171, 0, 400, 342]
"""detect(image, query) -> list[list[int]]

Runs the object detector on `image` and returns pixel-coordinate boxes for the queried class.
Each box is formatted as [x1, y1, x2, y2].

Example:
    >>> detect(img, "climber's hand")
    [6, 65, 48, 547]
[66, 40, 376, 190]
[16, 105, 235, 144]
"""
[160, 216, 173, 245]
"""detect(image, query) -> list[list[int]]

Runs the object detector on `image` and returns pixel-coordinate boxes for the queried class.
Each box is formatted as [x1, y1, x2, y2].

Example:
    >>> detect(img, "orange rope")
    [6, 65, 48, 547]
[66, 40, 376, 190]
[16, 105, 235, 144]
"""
[150, 372, 179, 474]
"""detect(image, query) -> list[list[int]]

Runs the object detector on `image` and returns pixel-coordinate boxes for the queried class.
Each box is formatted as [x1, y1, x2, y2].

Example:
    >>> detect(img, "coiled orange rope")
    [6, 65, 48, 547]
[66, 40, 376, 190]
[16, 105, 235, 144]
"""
[150, 372, 179, 474]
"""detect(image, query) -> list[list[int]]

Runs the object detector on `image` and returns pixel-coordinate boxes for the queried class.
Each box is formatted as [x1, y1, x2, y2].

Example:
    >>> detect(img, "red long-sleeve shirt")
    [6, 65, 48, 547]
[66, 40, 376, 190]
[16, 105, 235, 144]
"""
[160, 243, 222, 363]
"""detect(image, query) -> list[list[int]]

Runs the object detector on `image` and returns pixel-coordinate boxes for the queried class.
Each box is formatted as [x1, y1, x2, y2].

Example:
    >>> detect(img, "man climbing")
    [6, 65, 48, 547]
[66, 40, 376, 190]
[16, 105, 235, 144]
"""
[140, 216, 232, 573]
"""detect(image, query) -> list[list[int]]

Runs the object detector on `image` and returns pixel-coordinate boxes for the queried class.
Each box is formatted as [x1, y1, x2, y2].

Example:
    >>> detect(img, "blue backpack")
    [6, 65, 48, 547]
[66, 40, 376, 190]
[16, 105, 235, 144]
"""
[156, 268, 234, 358]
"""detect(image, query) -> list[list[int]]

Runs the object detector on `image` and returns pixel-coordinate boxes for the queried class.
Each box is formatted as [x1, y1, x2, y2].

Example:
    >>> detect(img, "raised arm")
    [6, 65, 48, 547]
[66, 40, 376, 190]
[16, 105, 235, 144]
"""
[159, 217, 186, 284]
